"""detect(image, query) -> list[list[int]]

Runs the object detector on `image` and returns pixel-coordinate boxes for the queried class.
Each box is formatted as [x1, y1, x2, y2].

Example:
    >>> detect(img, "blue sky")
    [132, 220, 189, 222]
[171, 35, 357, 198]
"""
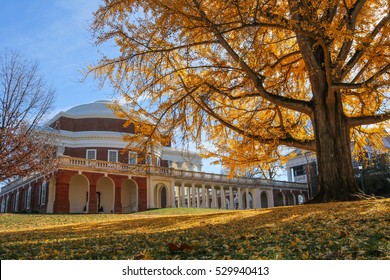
[0, 0, 110, 112]
[0, 0, 225, 174]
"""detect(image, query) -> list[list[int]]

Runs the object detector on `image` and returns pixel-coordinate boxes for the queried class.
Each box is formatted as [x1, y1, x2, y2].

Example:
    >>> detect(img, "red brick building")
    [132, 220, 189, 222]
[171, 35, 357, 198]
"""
[0, 101, 308, 213]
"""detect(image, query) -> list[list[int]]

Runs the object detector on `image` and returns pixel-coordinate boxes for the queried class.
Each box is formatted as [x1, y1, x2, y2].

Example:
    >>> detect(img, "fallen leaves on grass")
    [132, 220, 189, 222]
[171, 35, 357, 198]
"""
[0, 199, 389, 260]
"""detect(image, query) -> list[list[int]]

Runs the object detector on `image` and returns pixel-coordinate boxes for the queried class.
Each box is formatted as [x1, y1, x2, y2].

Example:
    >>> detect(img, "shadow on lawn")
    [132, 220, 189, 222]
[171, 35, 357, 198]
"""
[0, 199, 388, 260]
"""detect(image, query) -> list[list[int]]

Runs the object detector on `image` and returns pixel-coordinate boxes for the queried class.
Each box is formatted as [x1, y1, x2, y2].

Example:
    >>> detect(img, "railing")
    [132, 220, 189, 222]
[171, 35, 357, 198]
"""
[58, 156, 307, 190]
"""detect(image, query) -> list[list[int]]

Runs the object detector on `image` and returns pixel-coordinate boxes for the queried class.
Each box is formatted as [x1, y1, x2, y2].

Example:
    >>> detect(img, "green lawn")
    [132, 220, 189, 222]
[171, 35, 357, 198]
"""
[0, 199, 389, 260]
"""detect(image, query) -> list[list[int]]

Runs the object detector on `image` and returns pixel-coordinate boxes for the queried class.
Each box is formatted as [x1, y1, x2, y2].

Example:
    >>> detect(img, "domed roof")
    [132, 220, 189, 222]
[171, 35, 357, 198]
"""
[45, 100, 151, 128]
[65, 100, 116, 118]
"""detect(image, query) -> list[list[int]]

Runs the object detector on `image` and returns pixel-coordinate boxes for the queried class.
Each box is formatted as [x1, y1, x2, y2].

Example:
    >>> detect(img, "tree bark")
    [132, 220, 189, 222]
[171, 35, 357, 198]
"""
[311, 89, 362, 202]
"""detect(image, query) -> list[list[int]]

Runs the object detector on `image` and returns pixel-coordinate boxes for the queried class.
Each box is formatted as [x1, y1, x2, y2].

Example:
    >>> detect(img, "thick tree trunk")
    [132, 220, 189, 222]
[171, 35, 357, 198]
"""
[311, 90, 362, 202]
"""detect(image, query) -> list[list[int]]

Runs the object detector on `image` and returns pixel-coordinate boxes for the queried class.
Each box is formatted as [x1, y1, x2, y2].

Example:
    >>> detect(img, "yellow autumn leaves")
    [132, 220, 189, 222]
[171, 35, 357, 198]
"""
[0, 199, 389, 260]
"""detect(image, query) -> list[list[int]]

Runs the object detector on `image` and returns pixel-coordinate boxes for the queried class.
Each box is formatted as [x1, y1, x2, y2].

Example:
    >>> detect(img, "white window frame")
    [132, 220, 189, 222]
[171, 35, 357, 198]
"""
[108, 150, 118, 162]
[86, 149, 97, 160]
[128, 151, 138, 165]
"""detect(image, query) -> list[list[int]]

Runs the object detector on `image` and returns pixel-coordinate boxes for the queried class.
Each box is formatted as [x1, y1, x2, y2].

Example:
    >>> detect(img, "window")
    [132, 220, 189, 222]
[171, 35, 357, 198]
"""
[146, 154, 152, 165]
[26, 186, 32, 209]
[86, 149, 97, 160]
[128, 152, 137, 165]
[108, 150, 118, 162]
[41, 182, 47, 205]
[293, 165, 306, 177]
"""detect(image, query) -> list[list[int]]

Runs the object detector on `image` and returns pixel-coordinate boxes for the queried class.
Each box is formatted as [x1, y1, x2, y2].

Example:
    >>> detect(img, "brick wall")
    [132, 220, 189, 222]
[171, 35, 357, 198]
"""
[53, 117, 135, 133]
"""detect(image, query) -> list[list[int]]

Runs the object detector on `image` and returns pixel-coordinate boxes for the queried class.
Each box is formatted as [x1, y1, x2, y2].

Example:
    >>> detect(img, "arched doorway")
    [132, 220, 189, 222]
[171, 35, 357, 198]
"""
[121, 179, 138, 213]
[96, 177, 115, 213]
[275, 192, 285, 207]
[161, 187, 167, 208]
[154, 183, 168, 208]
[261, 191, 269, 208]
[69, 174, 89, 213]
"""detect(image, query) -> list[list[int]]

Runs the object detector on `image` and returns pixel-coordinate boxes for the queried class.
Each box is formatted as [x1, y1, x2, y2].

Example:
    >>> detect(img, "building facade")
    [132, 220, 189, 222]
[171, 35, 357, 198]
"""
[286, 136, 390, 198]
[0, 101, 308, 213]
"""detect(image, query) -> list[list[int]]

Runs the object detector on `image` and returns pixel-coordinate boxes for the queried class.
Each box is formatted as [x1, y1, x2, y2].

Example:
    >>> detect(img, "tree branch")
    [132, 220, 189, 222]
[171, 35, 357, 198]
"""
[341, 11, 390, 80]
[332, 63, 390, 90]
[348, 112, 390, 127]
[192, 93, 315, 151]
[335, 0, 368, 76]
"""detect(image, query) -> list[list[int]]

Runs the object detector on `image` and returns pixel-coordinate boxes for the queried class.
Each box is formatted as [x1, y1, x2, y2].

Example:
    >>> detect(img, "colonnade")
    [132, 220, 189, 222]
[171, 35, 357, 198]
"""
[172, 183, 274, 209]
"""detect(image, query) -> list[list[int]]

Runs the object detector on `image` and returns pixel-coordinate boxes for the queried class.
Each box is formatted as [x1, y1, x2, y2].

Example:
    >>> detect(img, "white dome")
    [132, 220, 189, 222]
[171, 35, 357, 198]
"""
[65, 100, 116, 118]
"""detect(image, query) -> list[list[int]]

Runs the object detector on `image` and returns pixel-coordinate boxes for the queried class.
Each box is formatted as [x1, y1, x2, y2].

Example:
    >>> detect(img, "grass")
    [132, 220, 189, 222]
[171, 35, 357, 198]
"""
[0, 198, 389, 260]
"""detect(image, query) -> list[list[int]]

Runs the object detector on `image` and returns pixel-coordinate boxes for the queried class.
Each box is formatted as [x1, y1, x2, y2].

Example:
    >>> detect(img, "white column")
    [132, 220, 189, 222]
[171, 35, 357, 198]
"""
[177, 185, 181, 208]
[171, 185, 176, 208]
[191, 184, 196, 208]
[229, 186, 234, 210]
[187, 185, 191, 208]
[181, 183, 186, 207]
[206, 187, 210, 208]
[268, 190, 275, 207]
[246, 188, 251, 209]
[238, 187, 243, 210]
[196, 187, 200, 208]
[220, 187, 226, 209]
[211, 185, 217, 208]
[253, 188, 260, 209]
[201, 185, 206, 208]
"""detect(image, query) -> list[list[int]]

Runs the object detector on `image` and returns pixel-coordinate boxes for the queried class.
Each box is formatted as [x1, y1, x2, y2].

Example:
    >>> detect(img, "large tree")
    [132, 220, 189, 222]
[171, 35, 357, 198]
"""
[89, 0, 390, 202]
[0, 50, 56, 183]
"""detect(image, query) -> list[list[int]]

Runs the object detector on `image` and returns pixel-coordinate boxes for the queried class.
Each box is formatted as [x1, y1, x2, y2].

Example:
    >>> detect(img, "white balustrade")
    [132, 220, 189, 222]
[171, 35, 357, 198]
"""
[58, 156, 308, 190]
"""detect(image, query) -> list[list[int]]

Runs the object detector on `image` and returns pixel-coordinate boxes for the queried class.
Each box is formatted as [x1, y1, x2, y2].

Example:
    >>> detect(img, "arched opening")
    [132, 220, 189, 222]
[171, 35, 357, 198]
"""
[286, 193, 295, 206]
[18, 189, 25, 211]
[154, 184, 168, 208]
[275, 192, 285, 207]
[297, 194, 305, 204]
[224, 198, 230, 209]
[96, 177, 115, 213]
[261, 191, 269, 208]
[242, 192, 253, 209]
[161, 187, 167, 208]
[121, 179, 138, 213]
[69, 174, 89, 213]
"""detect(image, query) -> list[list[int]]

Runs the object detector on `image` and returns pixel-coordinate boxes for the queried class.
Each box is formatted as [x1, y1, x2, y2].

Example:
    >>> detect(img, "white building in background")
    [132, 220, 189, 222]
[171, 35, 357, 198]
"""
[286, 136, 390, 198]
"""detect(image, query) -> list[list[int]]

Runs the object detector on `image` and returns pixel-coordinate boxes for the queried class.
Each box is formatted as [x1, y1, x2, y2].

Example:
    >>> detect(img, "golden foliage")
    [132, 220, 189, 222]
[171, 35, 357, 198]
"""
[88, 0, 390, 178]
